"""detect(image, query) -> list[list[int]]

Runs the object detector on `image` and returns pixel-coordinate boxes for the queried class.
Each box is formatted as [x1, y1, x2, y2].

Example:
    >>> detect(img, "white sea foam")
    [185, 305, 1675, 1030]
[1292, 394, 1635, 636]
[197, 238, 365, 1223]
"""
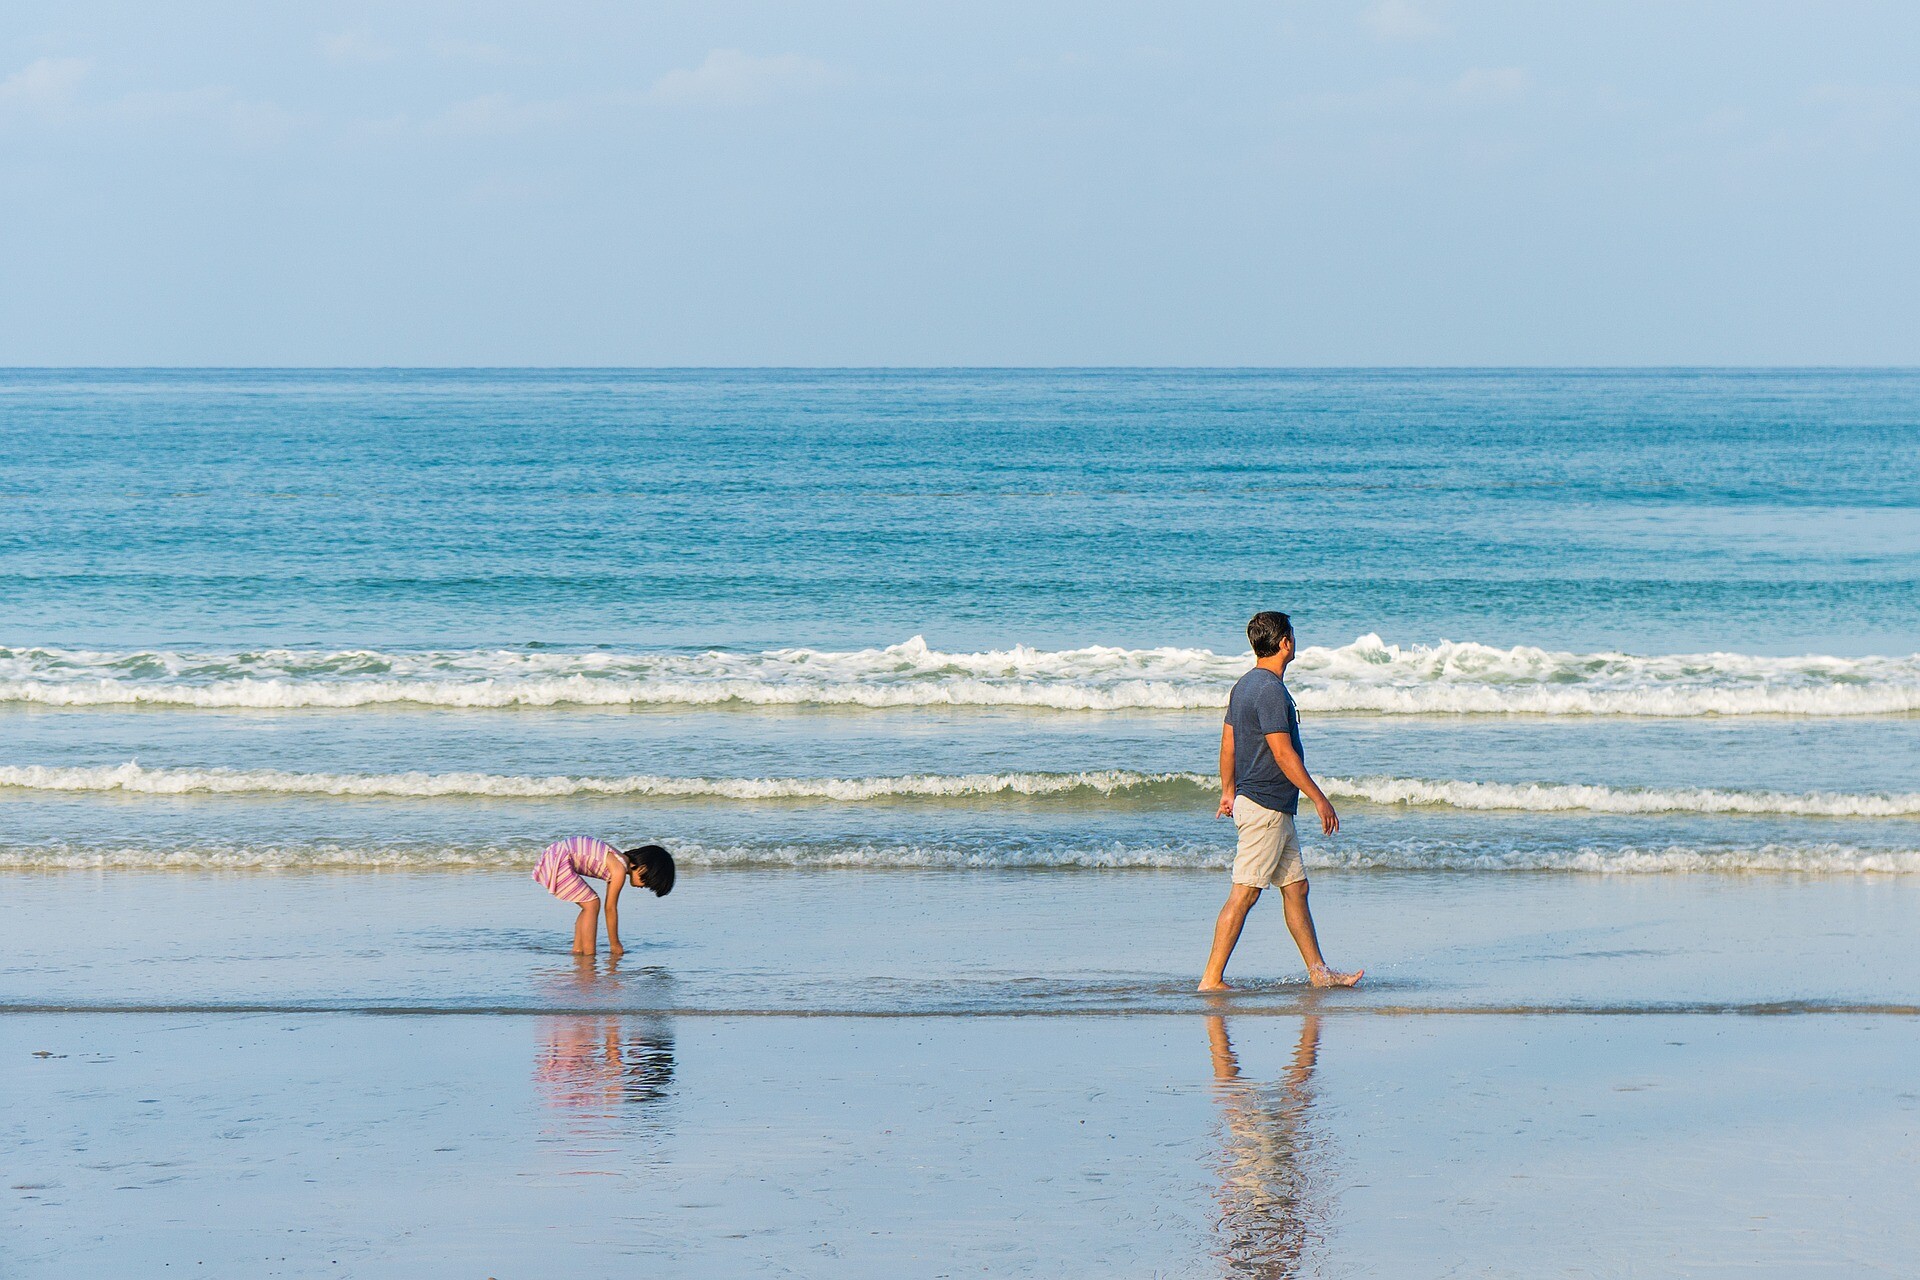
[0, 762, 1200, 802]
[671, 839, 1920, 874]
[0, 843, 517, 872]
[1312, 843, 1920, 875]
[3, 838, 1914, 874]
[1322, 776, 1920, 818]
[5, 761, 1918, 817]
[2, 636, 1917, 715]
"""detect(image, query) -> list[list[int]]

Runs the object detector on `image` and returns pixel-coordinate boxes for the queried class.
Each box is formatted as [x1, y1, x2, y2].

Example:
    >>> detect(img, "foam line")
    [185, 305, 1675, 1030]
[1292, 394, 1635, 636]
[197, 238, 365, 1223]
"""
[3, 635, 1917, 715]
[4, 839, 1915, 874]
[1, 1001, 1912, 1018]
[5, 762, 1918, 817]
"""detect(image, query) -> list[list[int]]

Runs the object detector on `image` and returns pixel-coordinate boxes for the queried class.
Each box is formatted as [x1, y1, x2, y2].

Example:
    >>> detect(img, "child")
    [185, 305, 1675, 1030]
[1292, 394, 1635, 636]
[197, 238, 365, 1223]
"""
[532, 836, 675, 956]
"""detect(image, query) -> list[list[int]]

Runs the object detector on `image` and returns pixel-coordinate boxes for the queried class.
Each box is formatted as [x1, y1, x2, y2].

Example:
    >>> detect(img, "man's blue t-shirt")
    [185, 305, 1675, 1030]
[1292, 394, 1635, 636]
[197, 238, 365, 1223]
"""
[1226, 668, 1303, 815]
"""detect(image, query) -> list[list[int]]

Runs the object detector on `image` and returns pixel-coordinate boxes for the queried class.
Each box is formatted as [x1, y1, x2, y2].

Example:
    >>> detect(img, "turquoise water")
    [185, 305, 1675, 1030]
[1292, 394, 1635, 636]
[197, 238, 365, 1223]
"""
[1, 368, 1916, 874]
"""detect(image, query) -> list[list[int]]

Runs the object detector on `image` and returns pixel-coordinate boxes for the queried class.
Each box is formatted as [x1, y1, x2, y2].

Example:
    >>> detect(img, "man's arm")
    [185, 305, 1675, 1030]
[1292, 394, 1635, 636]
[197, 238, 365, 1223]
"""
[1265, 730, 1339, 835]
[1216, 723, 1235, 817]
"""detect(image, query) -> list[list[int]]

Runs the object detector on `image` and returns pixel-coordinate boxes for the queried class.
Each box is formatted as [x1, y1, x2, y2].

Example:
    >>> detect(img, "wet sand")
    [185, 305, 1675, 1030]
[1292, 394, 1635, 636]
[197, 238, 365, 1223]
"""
[5, 1011, 1915, 1277]
[3, 869, 1916, 1276]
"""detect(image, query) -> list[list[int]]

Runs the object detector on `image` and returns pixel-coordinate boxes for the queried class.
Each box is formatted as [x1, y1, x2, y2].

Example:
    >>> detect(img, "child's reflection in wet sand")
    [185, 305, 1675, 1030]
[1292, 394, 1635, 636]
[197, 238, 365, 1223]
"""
[533, 957, 676, 1148]
[535, 1015, 676, 1115]
[1208, 1013, 1328, 1278]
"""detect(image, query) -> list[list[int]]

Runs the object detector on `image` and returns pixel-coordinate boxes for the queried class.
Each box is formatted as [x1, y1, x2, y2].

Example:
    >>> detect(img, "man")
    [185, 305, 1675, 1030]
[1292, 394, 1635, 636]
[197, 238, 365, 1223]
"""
[1199, 611, 1362, 991]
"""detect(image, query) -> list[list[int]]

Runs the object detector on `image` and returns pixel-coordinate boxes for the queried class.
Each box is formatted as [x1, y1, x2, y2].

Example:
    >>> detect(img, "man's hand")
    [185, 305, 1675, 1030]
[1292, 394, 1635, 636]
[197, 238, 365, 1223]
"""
[1216, 792, 1235, 818]
[1313, 795, 1340, 836]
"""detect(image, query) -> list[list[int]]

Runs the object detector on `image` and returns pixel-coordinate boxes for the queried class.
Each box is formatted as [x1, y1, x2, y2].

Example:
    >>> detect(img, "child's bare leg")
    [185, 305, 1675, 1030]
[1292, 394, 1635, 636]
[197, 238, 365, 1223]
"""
[1280, 880, 1361, 986]
[571, 899, 600, 954]
[1199, 884, 1262, 991]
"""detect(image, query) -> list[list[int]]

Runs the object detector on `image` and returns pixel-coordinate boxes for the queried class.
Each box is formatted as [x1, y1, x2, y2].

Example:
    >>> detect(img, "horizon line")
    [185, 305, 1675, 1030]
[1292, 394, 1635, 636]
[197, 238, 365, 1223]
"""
[2, 364, 1917, 374]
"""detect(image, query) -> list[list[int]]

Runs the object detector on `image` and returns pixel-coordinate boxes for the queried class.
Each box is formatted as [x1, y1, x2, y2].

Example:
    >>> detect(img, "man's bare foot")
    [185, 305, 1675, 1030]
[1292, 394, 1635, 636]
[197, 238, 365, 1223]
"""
[1307, 964, 1363, 988]
[1196, 979, 1234, 993]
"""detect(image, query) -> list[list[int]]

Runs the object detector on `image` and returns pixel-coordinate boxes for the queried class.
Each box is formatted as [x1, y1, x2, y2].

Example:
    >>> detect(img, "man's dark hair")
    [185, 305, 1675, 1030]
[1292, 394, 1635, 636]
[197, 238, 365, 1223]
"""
[624, 845, 676, 897]
[1247, 611, 1294, 658]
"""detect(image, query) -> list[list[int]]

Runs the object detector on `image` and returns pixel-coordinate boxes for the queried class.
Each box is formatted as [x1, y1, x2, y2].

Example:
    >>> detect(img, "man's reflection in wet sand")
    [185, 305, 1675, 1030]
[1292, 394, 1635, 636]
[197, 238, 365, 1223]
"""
[1208, 1014, 1326, 1278]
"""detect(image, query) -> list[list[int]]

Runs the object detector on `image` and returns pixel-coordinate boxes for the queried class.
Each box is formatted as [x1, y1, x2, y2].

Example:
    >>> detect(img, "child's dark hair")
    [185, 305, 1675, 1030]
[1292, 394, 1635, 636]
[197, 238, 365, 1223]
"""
[624, 845, 675, 897]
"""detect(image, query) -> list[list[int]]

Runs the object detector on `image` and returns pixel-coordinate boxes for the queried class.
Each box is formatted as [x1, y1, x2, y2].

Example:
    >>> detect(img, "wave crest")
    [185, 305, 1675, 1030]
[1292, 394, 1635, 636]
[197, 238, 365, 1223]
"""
[6, 761, 1920, 817]
[3, 838, 1913, 875]
[2, 636, 1917, 716]
[0, 762, 1203, 802]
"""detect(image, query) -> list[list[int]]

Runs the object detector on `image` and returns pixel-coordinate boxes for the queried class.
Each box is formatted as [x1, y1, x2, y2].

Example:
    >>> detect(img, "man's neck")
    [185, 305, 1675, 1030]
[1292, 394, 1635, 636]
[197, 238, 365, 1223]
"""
[1255, 654, 1290, 678]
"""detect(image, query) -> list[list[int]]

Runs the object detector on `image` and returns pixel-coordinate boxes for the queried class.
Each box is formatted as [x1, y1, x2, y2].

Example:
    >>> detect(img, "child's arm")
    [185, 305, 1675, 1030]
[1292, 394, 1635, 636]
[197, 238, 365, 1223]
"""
[603, 855, 628, 956]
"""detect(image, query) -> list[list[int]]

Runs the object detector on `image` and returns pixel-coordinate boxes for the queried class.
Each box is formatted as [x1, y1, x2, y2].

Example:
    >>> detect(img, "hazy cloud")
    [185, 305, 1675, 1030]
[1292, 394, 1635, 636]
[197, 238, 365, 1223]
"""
[649, 49, 833, 108]
[1803, 82, 1920, 117]
[1450, 66, 1531, 104]
[0, 57, 90, 113]
[429, 37, 510, 65]
[1286, 69, 1534, 119]
[1365, 1, 1444, 41]
[425, 92, 577, 137]
[1287, 80, 1421, 118]
[0, 56, 292, 145]
[97, 85, 295, 146]
[1782, 83, 1920, 153]
[319, 30, 397, 64]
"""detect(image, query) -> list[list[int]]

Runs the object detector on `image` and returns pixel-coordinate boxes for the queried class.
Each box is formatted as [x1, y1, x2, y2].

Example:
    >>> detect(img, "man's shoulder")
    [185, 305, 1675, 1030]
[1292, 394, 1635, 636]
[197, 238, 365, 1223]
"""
[1229, 667, 1287, 710]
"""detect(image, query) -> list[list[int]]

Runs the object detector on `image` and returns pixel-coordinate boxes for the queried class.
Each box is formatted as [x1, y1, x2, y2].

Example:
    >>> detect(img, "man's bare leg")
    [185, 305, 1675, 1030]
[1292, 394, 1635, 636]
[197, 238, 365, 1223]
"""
[1280, 880, 1362, 987]
[1199, 883, 1262, 991]
[1206, 1014, 1240, 1079]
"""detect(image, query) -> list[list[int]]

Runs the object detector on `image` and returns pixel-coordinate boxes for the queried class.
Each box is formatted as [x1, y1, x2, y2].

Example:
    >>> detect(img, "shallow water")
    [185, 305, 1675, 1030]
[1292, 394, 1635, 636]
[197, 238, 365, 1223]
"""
[5, 870, 1914, 1015]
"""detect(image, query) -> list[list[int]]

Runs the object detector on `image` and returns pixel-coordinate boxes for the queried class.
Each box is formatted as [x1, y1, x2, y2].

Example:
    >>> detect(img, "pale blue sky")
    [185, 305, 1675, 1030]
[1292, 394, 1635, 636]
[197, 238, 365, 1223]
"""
[1, 1, 1915, 365]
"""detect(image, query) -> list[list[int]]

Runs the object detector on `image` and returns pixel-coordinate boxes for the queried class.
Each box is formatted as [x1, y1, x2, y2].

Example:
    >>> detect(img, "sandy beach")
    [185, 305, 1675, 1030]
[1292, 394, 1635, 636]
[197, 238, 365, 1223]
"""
[4, 868, 1916, 1276]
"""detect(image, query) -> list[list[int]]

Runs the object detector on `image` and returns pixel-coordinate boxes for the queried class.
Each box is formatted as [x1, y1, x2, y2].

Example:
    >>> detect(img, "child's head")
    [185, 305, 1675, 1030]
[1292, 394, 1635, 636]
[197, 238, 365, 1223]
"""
[623, 845, 676, 897]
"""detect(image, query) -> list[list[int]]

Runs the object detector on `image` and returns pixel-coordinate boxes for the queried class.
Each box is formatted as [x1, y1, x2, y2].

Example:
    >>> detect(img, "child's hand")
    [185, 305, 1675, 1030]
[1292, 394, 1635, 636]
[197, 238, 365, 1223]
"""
[608, 944, 625, 959]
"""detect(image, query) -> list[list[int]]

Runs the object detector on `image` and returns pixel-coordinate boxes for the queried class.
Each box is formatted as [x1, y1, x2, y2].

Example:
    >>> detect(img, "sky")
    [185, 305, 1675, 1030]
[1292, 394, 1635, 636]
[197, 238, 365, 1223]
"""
[1, 1, 1916, 366]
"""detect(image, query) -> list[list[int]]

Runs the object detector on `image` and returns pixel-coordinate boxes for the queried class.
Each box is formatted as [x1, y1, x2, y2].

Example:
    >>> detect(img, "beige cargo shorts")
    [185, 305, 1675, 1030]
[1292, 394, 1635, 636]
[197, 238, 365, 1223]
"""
[1230, 794, 1307, 888]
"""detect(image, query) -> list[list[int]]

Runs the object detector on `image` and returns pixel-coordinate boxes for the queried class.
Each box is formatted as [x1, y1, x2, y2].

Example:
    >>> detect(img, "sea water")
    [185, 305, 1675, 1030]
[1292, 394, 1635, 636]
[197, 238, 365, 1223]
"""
[1, 368, 1917, 879]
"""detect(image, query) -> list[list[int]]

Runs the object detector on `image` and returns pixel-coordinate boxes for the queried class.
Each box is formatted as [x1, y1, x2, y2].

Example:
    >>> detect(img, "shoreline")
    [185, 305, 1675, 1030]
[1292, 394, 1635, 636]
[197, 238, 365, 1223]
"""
[6, 868, 1915, 1015]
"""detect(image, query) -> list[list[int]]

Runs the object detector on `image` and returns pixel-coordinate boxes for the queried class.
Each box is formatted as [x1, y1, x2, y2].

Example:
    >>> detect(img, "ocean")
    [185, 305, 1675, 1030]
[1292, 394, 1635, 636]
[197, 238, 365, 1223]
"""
[2, 367, 1917, 878]
[8, 368, 1919, 1276]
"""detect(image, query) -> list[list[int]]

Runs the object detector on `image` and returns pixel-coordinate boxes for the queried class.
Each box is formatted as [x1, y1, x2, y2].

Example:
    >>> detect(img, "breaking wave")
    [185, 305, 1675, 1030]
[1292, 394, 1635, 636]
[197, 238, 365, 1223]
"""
[0, 762, 1196, 802]
[2, 636, 1917, 715]
[1324, 775, 1920, 819]
[5, 761, 1918, 818]
[4, 837, 1914, 875]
